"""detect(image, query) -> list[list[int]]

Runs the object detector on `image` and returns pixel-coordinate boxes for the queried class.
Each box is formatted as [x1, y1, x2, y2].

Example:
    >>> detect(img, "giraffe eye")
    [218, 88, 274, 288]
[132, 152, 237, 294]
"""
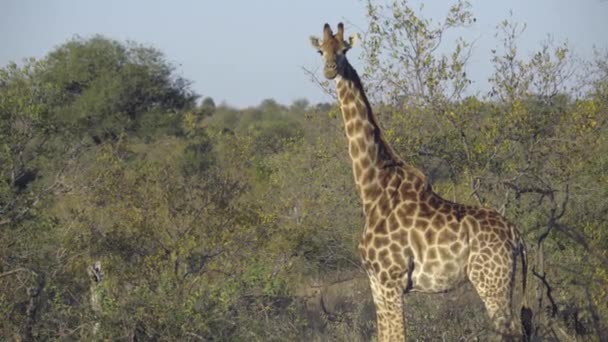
[317, 50, 323, 55]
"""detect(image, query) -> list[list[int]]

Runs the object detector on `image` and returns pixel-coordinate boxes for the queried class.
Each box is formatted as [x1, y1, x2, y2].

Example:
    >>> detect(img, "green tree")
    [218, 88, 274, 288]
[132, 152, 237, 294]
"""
[43, 36, 197, 140]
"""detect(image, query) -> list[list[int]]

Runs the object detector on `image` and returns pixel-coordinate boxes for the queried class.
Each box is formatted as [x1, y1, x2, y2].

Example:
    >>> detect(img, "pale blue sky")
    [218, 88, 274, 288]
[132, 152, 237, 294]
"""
[1, 0, 607, 107]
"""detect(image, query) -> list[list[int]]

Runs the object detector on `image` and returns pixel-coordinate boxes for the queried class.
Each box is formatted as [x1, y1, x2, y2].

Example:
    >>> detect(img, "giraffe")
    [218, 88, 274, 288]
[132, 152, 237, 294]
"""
[310, 23, 532, 341]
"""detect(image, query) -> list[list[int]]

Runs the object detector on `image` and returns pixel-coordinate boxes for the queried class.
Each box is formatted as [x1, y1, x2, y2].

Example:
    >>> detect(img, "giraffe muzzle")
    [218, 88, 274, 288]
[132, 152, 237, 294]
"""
[324, 66, 338, 79]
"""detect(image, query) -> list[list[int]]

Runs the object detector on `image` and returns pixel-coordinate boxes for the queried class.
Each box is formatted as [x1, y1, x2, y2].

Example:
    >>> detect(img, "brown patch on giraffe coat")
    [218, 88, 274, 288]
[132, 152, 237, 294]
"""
[368, 208, 380, 226]
[399, 216, 414, 227]
[406, 171, 417, 182]
[368, 248, 376, 260]
[374, 219, 388, 235]
[399, 179, 414, 191]
[497, 229, 507, 240]
[388, 175, 402, 189]
[418, 202, 434, 219]
[364, 232, 373, 246]
[392, 230, 408, 245]
[401, 202, 417, 216]
[344, 92, 355, 104]
[432, 215, 446, 229]
[428, 195, 440, 209]
[419, 190, 430, 202]
[353, 119, 363, 132]
[380, 271, 389, 284]
[349, 142, 360, 158]
[356, 137, 367, 151]
[360, 156, 371, 169]
[393, 252, 407, 268]
[389, 190, 400, 209]
[338, 86, 347, 99]
[389, 243, 401, 254]
[362, 167, 376, 185]
[346, 121, 355, 137]
[380, 258, 393, 269]
[377, 194, 392, 216]
[387, 213, 399, 232]
[424, 228, 436, 244]
[473, 209, 488, 220]
[341, 106, 351, 120]
[437, 229, 458, 245]
[373, 236, 390, 248]
[455, 206, 466, 222]
[448, 222, 460, 233]
[379, 250, 392, 269]
[381, 171, 394, 189]
[387, 265, 402, 278]
[415, 219, 430, 230]
[400, 189, 418, 201]
[411, 177, 425, 191]
[363, 184, 382, 199]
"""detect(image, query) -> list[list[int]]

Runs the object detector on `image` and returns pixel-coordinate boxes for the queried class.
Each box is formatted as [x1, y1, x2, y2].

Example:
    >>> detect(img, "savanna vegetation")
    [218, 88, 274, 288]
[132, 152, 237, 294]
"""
[1, 1, 607, 340]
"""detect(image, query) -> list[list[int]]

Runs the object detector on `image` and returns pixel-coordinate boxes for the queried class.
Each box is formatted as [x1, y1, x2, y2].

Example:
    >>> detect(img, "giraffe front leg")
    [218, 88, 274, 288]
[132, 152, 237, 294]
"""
[369, 275, 406, 341]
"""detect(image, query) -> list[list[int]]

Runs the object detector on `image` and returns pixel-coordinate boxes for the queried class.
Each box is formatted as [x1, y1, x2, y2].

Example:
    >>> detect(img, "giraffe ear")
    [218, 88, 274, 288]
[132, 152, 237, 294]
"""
[310, 36, 321, 49]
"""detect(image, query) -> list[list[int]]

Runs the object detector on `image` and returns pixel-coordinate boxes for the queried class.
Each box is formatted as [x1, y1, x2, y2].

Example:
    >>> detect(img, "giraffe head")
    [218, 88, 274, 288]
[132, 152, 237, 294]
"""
[310, 23, 358, 79]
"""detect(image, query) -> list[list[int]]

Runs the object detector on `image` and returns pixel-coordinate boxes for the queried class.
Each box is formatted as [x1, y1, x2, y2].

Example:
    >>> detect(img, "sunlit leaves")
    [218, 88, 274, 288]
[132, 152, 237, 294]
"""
[362, 0, 474, 107]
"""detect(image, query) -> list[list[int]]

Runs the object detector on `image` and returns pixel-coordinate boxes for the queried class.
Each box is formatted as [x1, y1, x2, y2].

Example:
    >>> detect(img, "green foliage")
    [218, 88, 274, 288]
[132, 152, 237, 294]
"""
[43, 36, 197, 140]
[362, 0, 474, 107]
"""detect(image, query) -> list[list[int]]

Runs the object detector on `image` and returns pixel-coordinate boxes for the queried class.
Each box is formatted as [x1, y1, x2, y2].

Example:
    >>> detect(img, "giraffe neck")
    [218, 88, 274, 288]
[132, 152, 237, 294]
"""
[335, 61, 405, 203]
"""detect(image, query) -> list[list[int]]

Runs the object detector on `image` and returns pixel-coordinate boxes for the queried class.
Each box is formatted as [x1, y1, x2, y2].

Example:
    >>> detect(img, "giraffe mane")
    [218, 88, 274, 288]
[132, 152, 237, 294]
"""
[340, 59, 406, 169]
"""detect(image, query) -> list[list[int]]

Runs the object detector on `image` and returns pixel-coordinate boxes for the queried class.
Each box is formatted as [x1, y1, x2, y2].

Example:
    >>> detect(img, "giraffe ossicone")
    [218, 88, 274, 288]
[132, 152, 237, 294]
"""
[310, 22, 532, 341]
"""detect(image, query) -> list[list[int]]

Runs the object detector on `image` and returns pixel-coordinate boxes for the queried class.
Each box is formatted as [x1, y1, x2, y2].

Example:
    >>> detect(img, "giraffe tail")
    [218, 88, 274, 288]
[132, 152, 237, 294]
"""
[519, 237, 533, 340]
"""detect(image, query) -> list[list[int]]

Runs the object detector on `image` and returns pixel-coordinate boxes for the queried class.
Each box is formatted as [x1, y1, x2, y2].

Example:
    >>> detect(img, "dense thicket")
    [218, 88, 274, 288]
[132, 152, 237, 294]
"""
[1, 2, 607, 340]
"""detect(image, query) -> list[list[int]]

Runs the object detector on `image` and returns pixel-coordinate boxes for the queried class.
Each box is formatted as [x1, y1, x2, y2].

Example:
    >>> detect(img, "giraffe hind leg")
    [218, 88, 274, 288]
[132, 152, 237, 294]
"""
[468, 249, 518, 340]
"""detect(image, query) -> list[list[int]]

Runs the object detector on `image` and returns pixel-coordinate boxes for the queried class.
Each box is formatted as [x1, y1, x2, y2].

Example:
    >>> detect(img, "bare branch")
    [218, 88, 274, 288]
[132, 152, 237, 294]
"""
[0, 267, 36, 279]
[532, 267, 558, 318]
[301, 66, 336, 100]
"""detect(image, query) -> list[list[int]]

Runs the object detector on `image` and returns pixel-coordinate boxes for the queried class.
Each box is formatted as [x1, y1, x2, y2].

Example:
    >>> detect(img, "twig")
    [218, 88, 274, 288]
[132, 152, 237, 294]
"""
[301, 66, 336, 99]
[532, 267, 558, 317]
[185, 332, 205, 340]
[0, 267, 36, 279]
